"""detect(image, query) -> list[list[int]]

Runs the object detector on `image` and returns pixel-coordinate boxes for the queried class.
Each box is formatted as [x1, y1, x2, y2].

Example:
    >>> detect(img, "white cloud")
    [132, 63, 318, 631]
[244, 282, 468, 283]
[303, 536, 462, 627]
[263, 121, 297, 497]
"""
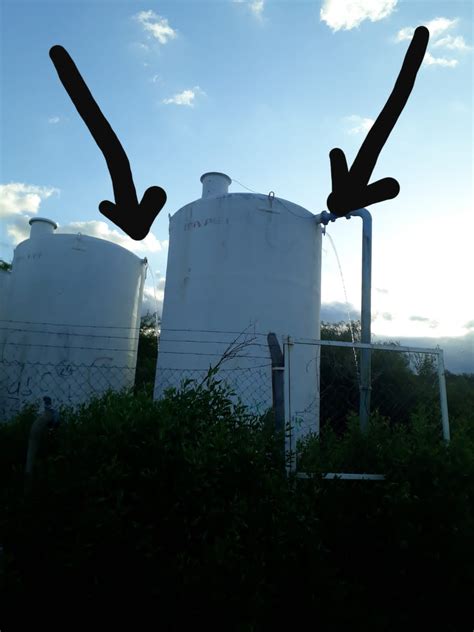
[396, 17, 458, 42]
[150, 74, 161, 84]
[5, 215, 31, 245]
[395, 26, 415, 43]
[321, 301, 360, 323]
[320, 0, 397, 32]
[162, 86, 205, 107]
[141, 284, 165, 318]
[343, 114, 375, 135]
[432, 35, 471, 51]
[249, 0, 264, 18]
[58, 220, 169, 254]
[48, 116, 61, 124]
[424, 52, 458, 68]
[409, 315, 439, 329]
[449, 100, 470, 114]
[134, 10, 177, 44]
[233, 0, 265, 19]
[395, 17, 467, 69]
[0, 183, 59, 219]
[2, 212, 169, 255]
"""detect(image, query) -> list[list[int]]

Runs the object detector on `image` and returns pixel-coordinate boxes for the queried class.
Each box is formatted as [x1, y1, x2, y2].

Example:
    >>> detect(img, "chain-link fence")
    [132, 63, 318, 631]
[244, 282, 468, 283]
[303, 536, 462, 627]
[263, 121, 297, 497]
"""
[155, 365, 273, 415]
[0, 359, 273, 422]
[0, 360, 137, 420]
[0, 332, 450, 450]
[284, 338, 449, 447]
[154, 327, 274, 417]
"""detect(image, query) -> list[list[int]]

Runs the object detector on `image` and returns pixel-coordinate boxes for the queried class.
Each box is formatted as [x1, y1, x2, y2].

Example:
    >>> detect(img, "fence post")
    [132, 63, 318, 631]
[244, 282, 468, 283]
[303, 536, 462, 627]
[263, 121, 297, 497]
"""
[436, 348, 450, 442]
[267, 333, 285, 466]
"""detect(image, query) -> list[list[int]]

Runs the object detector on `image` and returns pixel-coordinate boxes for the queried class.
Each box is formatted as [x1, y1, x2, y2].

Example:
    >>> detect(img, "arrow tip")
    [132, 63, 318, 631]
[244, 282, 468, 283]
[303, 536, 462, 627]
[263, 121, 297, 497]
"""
[99, 186, 167, 241]
[49, 44, 65, 61]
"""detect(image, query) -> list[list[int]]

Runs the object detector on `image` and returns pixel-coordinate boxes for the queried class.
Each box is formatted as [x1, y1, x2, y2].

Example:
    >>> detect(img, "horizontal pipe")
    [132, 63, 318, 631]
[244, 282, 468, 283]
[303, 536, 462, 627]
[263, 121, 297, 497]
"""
[296, 472, 385, 481]
[284, 338, 441, 355]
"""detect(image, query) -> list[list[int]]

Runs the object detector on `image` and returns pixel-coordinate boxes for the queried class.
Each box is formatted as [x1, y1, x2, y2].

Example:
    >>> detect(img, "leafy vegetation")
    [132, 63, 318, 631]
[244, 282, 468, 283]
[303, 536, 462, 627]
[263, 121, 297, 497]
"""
[320, 321, 473, 434]
[134, 311, 160, 395]
[1, 359, 473, 630]
[0, 318, 472, 628]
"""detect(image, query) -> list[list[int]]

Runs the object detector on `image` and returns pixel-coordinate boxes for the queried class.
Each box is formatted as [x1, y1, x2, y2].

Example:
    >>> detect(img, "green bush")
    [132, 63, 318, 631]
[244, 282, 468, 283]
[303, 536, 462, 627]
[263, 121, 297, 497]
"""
[0, 375, 473, 631]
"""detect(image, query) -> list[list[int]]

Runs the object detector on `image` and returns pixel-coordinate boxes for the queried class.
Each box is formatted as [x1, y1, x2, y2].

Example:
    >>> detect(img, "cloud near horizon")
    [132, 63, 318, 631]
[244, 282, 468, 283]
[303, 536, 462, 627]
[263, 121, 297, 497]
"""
[409, 315, 439, 329]
[321, 301, 361, 323]
[141, 283, 166, 318]
[2, 213, 168, 256]
[58, 220, 169, 254]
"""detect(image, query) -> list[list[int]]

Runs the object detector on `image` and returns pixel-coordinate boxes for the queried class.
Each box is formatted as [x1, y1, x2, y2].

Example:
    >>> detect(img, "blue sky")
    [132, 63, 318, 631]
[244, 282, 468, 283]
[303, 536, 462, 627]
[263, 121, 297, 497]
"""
[1, 0, 473, 359]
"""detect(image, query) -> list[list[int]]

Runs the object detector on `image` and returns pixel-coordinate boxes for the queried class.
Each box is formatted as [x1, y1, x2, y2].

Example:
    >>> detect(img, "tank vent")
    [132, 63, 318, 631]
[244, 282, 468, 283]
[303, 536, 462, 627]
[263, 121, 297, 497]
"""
[29, 217, 58, 239]
[200, 172, 232, 199]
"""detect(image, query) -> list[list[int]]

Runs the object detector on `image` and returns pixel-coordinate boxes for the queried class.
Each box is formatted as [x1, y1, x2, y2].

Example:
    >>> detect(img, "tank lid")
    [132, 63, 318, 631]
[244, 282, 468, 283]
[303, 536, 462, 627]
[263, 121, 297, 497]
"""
[29, 217, 58, 229]
[200, 172, 232, 198]
[29, 217, 58, 238]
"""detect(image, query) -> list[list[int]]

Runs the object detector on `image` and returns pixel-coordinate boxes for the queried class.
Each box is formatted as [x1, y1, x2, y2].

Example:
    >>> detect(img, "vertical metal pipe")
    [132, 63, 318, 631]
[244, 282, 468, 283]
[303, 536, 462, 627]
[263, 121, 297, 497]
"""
[267, 333, 285, 466]
[315, 209, 373, 432]
[348, 209, 372, 433]
[436, 348, 451, 442]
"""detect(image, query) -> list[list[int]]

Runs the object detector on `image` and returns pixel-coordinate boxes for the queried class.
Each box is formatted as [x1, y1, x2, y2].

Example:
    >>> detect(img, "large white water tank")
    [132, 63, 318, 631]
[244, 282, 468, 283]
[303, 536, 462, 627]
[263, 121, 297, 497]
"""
[0, 218, 147, 420]
[154, 173, 322, 452]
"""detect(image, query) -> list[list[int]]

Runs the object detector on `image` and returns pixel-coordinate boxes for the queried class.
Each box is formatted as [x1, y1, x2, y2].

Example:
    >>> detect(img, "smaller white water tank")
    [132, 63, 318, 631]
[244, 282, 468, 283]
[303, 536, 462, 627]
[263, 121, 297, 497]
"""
[0, 218, 147, 420]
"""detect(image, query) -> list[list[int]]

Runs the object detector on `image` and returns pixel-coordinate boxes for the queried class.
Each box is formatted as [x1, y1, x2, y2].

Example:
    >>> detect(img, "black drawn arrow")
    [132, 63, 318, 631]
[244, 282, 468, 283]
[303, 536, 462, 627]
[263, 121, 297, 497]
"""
[49, 45, 166, 240]
[327, 26, 429, 217]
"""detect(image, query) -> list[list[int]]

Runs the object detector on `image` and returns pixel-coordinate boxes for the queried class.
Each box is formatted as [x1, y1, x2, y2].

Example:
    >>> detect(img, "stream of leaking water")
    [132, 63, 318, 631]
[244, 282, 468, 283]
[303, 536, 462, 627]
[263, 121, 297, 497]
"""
[324, 231, 360, 381]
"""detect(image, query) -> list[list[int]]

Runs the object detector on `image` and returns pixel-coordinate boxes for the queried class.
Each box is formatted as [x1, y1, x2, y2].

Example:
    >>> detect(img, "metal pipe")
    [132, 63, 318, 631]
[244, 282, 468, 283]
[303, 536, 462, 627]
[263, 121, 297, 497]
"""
[279, 338, 440, 355]
[267, 332, 285, 466]
[436, 348, 450, 442]
[348, 209, 372, 433]
[314, 210, 338, 225]
[24, 396, 59, 494]
[296, 472, 385, 481]
[316, 208, 373, 433]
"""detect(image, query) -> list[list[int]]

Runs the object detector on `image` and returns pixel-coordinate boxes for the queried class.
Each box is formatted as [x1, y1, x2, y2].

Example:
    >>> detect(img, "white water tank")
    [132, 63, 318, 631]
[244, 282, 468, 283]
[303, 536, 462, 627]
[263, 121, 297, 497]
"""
[0, 217, 147, 420]
[154, 172, 322, 451]
[0, 266, 12, 354]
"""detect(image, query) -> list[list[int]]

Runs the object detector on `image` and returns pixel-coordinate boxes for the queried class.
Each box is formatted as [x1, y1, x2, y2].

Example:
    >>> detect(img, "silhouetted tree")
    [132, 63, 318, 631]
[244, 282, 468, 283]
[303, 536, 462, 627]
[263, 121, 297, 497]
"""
[134, 312, 160, 394]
